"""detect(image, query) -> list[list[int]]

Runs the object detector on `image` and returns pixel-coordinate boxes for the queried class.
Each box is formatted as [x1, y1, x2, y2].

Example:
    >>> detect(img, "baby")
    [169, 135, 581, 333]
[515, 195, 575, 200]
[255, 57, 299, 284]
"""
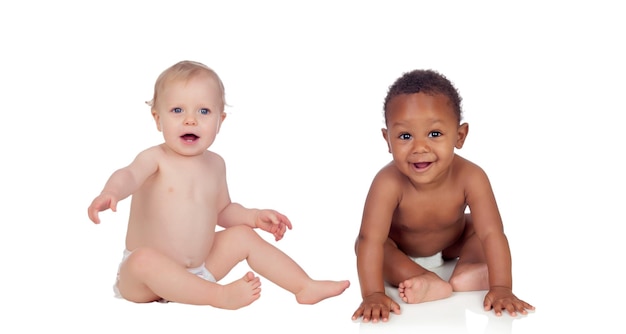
[88, 60, 349, 309]
[352, 69, 533, 322]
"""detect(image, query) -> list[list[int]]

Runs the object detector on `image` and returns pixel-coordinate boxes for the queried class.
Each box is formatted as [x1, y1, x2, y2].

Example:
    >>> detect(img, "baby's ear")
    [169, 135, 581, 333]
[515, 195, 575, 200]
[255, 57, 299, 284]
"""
[455, 123, 469, 149]
[381, 128, 392, 153]
[152, 109, 162, 132]
[217, 111, 227, 132]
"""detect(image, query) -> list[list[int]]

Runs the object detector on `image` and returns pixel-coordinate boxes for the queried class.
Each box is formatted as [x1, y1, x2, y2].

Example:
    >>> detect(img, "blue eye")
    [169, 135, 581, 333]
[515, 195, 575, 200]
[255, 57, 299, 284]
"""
[172, 107, 183, 114]
[429, 131, 442, 138]
[399, 133, 412, 140]
[199, 108, 210, 115]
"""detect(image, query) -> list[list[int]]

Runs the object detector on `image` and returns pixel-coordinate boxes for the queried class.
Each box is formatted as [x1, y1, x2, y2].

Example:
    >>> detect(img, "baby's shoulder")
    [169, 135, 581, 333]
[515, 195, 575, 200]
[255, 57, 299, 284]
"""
[452, 155, 490, 183]
[376, 161, 401, 177]
[454, 155, 486, 172]
[372, 162, 406, 187]
[132, 145, 167, 162]
[202, 150, 225, 165]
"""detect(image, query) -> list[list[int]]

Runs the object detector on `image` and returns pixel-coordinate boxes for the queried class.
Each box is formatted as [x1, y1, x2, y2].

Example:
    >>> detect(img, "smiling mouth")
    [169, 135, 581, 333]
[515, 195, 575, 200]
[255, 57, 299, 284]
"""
[413, 162, 431, 169]
[181, 134, 199, 142]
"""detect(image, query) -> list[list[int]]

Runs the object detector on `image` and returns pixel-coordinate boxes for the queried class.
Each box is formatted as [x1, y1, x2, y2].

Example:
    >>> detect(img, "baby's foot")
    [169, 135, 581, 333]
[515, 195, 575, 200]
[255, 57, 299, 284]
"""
[398, 272, 452, 304]
[219, 271, 261, 310]
[295, 280, 350, 304]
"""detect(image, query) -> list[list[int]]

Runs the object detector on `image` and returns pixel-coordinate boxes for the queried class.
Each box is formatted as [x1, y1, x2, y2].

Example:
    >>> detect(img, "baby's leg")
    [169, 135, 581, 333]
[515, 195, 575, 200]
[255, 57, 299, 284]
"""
[206, 225, 349, 304]
[117, 247, 261, 309]
[398, 271, 454, 304]
[448, 232, 489, 292]
[383, 239, 452, 304]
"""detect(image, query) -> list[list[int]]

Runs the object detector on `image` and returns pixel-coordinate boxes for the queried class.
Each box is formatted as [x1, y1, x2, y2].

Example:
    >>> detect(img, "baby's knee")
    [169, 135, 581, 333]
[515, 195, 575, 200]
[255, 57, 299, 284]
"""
[228, 224, 260, 242]
[449, 263, 488, 292]
[122, 247, 160, 276]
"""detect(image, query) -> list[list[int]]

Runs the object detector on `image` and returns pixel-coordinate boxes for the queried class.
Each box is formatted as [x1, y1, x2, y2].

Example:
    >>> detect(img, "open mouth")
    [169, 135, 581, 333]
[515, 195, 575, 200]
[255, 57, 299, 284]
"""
[413, 162, 431, 169]
[181, 133, 199, 142]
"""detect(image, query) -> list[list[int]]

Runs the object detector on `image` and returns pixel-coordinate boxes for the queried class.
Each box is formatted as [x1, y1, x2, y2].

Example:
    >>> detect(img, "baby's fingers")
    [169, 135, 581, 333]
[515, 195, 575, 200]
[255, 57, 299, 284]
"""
[274, 223, 287, 241]
[522, 301, 535, 312]
[87, 207, 101, 224]
[484, 296, 504, 316]
[485, 299, 533, 317]
[485, 301, 508, 317]
[357, 305, 393, 323]
[363, 305, 385, 323]
[513, 300, 535, 315]
[390, 300, 401, 315]
[262, 211, 282, 226]
[352, 306, 365, 321]
[275, 212, 292, 229]
[88, 196, 119, 224]
[110, 199, 118, 212]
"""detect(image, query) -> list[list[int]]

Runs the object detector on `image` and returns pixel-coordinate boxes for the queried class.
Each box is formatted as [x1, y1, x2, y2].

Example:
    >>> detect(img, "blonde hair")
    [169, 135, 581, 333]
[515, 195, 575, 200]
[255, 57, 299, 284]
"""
[146, 60, 226, 111]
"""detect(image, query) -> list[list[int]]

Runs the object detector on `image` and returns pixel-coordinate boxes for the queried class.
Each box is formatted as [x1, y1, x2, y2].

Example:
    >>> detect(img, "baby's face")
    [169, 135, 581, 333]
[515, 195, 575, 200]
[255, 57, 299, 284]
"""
[152, 74, 226, 156]
[382, 92, 467, 185]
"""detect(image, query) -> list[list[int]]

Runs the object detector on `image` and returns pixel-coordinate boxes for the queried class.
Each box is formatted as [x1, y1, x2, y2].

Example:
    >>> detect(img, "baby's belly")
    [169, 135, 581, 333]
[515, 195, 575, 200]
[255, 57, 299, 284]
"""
[389, 226, 463, 258]
[126, 219, 215, 268]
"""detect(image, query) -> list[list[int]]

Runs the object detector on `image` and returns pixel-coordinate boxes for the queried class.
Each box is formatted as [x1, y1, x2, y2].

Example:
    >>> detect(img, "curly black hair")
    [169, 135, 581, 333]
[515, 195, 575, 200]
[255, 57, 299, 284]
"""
[383, 69, 463, 124]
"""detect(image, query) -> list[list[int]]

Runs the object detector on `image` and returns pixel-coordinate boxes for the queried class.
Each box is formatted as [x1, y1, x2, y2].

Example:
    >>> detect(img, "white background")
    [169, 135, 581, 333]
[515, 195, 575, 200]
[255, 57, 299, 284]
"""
[1, 1, 623, 333]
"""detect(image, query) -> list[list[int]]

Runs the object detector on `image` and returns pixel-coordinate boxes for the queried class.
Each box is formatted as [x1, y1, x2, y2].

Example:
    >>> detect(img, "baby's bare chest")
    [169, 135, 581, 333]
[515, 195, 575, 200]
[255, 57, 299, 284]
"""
[393, 189, 467, 232]
[146, 161, 223, 203]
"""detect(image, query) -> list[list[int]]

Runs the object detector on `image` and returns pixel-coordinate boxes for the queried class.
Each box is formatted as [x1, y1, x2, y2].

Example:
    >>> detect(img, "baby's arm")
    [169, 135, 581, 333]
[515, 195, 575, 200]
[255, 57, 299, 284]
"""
[214, 157, 292, 240]
[87, 147, 159, 224]
[353, 170, 401, 322]
[218, 203, 292, 241]
[465, 166, 534, 316]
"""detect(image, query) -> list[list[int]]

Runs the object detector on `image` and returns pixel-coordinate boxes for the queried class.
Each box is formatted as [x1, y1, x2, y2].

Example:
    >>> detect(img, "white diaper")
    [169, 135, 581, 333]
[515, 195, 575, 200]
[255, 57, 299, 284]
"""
[410, 251, 443, 269]
[113, 249, 216, 301]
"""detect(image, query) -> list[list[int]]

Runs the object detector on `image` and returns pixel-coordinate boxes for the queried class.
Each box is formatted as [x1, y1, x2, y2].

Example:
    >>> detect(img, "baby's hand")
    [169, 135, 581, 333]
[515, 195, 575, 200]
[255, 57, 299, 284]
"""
[483, 286, 535, 317]
[352, 292, 401, 323]
[254, 209, 292, 241]
[87, 192, 119, 224]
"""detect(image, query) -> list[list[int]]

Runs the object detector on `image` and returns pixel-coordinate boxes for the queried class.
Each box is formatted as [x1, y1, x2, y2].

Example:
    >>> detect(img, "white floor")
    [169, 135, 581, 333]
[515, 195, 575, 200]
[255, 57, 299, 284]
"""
[4, 259, 532, 334]
[3, 239, 613, 334]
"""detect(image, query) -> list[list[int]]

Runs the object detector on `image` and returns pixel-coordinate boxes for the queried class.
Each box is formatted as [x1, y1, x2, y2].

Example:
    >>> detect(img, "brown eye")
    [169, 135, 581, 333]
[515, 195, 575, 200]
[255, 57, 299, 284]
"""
[429, 131, 442, 138]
